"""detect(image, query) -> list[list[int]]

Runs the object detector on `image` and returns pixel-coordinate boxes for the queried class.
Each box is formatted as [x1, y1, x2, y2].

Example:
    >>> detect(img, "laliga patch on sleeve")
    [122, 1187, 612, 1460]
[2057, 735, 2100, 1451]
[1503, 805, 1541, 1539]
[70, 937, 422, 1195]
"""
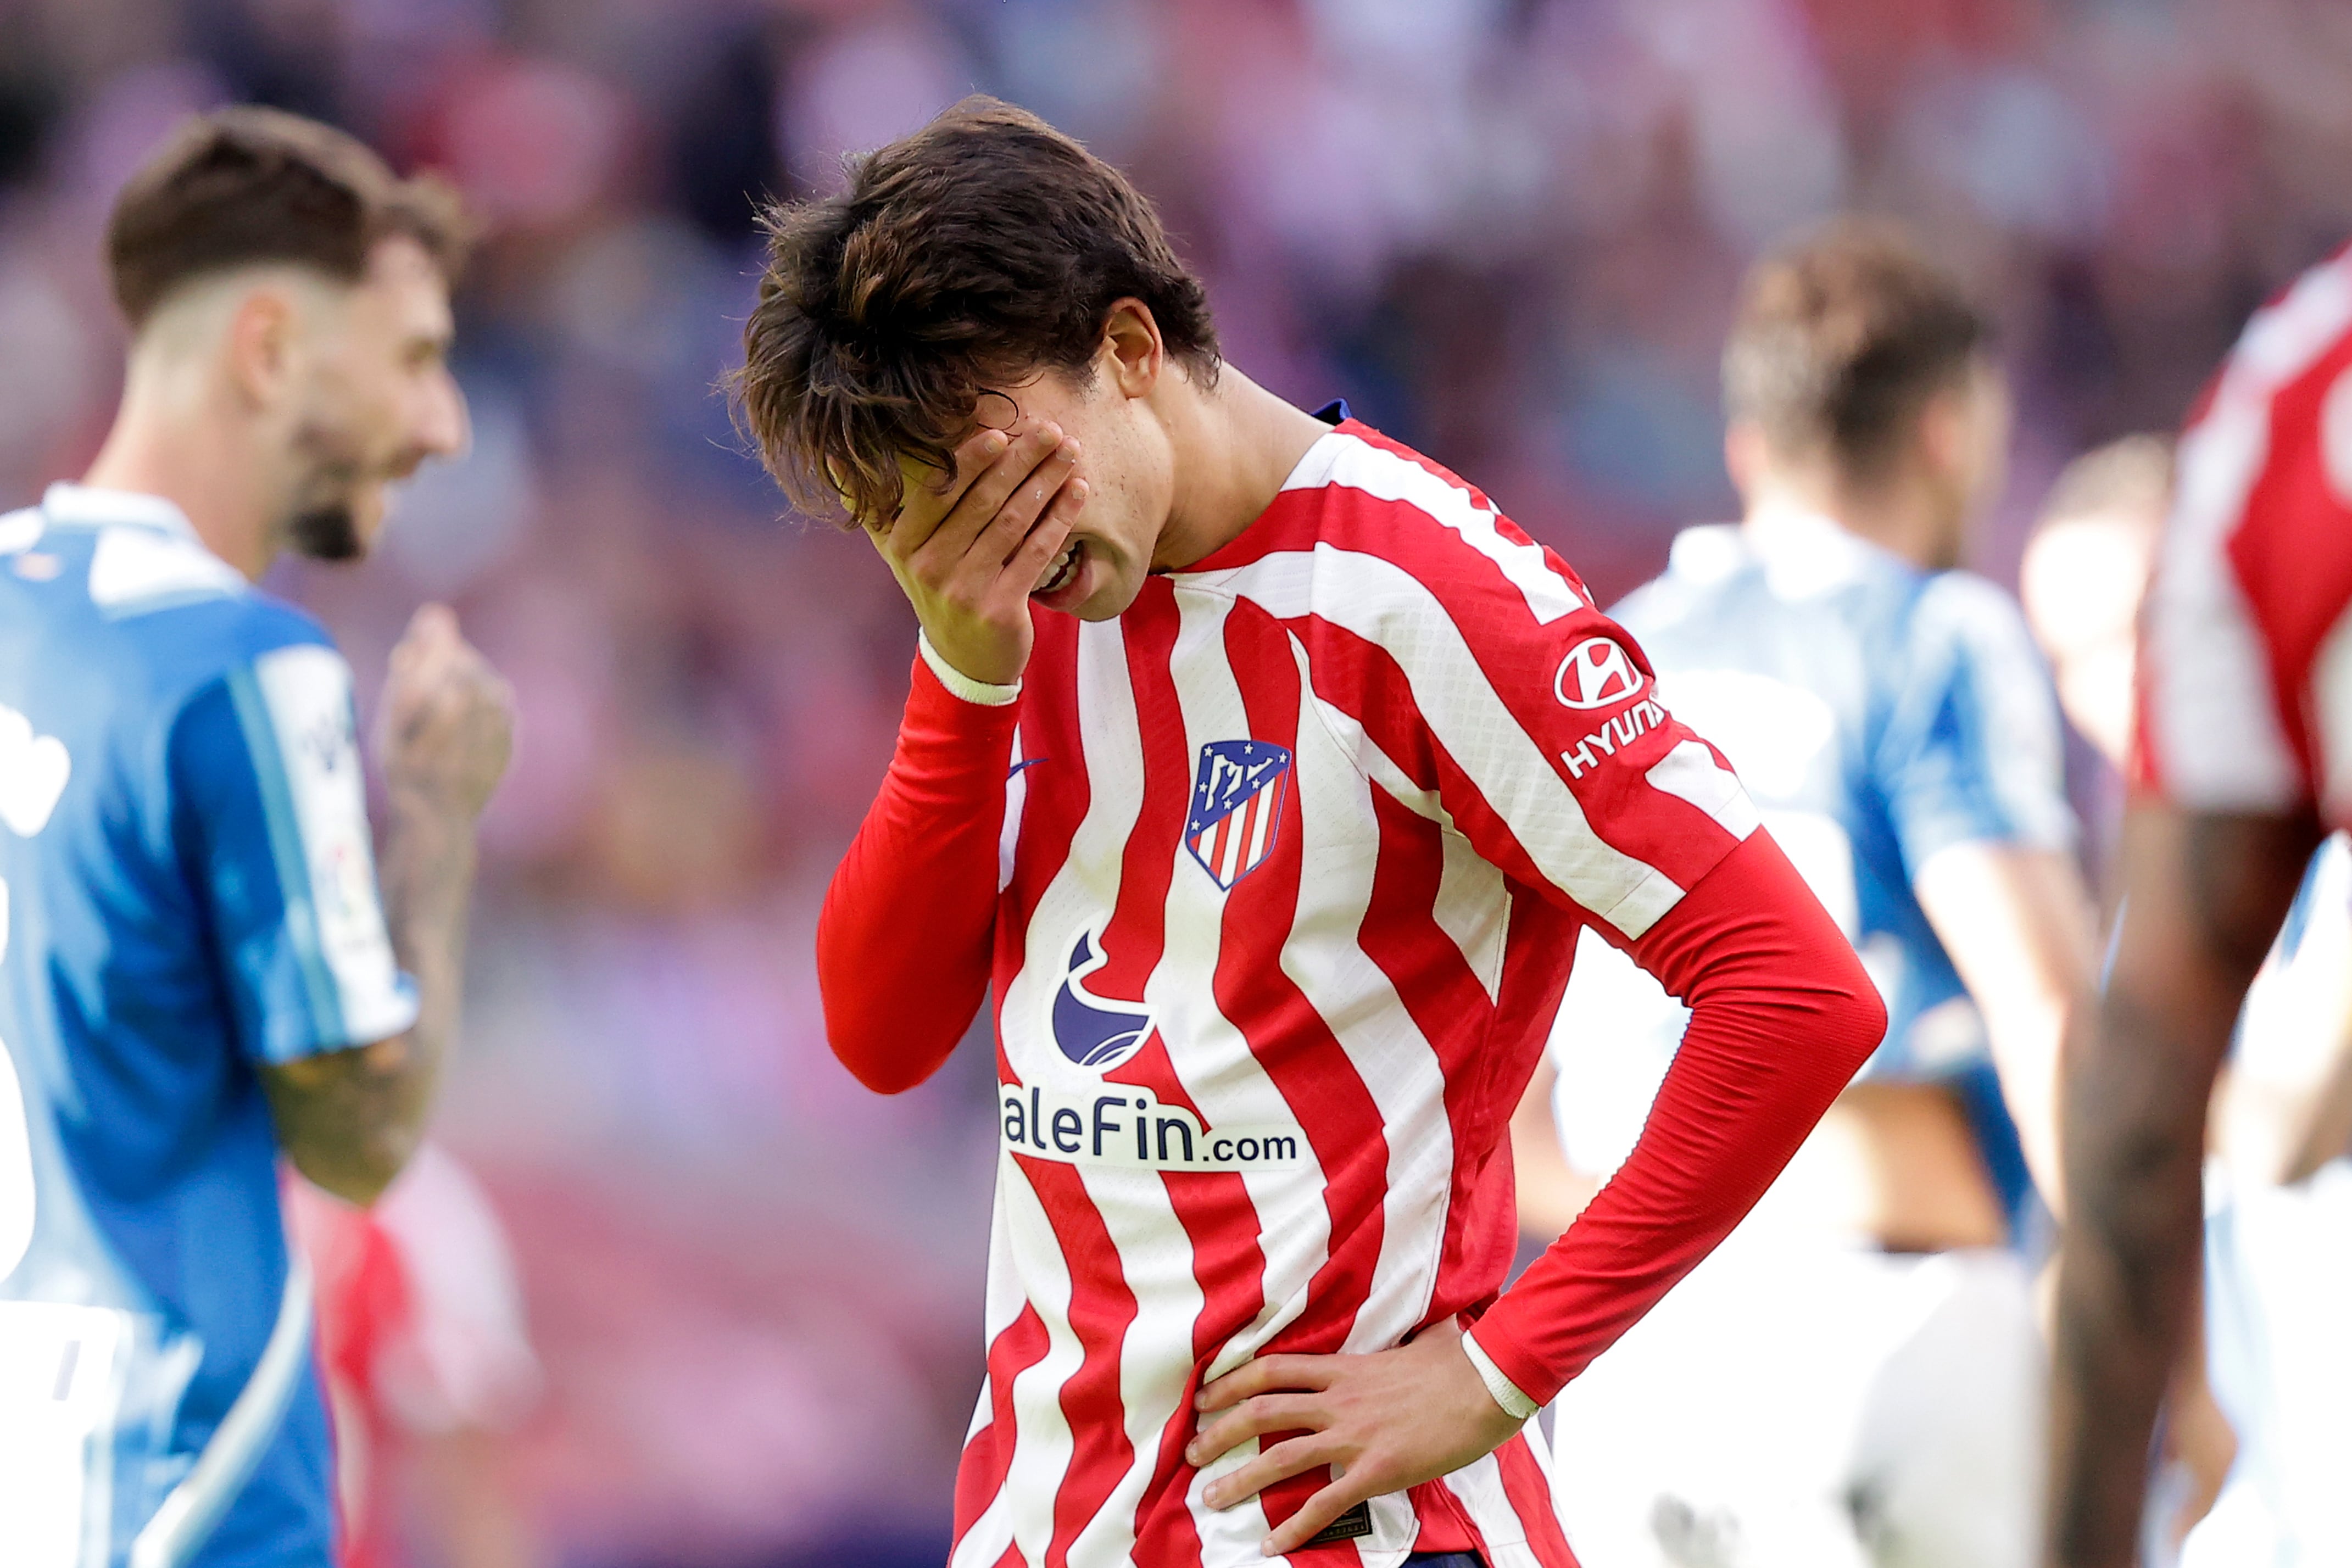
[253, 644, 416, 1042]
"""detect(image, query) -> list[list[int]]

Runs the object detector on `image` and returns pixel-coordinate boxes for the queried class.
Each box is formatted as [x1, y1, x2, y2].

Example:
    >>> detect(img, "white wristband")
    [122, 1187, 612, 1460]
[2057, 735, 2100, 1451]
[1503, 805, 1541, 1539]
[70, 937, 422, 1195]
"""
[918, 631, 1021, 707]
[1460, 1329, 1539, 1422]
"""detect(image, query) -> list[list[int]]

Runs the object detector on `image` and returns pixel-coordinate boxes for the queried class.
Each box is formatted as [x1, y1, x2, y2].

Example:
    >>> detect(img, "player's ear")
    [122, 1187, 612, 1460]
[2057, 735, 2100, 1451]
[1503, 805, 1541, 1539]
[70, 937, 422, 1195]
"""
[1101, 299, 1163, 400]
[1723, 419, 1770, 502]
[223, 282, 300, 412]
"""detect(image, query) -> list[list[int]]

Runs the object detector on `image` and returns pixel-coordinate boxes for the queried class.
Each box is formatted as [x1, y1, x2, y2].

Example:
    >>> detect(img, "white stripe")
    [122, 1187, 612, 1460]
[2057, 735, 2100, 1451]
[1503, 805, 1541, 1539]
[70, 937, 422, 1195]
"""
[1283, 433, 1588, 626]
[1065, 1154, 1210, 1564]
[129, 1261, 314, 1568]
[1157, 588, 1327, 1564]
[999, 725, 1027, 893]
[1263, 637, 1451, 1556]
[1203, 546, 1687, 939]
[995, 1157, 1085, 1568]
[1290, 677, 1512, 1003]
[2148, 256, 2352, 811]
[988, 619, 1153, 1566]
[1439, 1448, 1531, 1559]
[1643, 741, 1762, 840]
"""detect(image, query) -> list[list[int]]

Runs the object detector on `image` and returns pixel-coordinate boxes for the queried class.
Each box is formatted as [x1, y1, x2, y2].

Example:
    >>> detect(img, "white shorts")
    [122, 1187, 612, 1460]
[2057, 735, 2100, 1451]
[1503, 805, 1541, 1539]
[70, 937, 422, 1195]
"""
[2182, 1158, 2352, 1568]
[1547, 1237, 2043, 1568]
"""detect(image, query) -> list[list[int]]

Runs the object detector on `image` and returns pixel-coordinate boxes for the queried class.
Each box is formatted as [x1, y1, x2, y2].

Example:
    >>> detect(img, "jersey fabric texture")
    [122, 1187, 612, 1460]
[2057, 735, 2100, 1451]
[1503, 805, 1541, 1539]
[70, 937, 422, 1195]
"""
[1551, 509, 2074, 1217]
[817, 417, 1883, 1568]
[2139, 241, 2352, 829]
[0, 484, 416, 1568]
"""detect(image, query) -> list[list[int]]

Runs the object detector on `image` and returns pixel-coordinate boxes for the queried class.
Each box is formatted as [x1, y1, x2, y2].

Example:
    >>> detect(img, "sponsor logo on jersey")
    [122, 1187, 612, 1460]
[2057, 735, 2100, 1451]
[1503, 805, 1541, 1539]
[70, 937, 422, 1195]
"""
[1051, 933, 1156, 1071]
[1185, 739, 1292, 890]
[1554, 636, 1646, 710]
[1560, 697, 1671, 779]
[1000, 1082, 1306, 1172]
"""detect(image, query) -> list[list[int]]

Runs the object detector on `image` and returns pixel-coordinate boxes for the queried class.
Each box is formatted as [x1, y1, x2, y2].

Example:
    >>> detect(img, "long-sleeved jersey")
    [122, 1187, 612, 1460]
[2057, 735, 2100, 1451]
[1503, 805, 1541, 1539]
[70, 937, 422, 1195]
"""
[818, 415, 1883, 1568]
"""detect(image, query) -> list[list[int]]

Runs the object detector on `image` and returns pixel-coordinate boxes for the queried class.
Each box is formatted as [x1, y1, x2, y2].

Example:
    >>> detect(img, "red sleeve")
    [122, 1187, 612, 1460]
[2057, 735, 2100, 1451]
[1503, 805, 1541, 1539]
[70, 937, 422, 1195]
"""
[1470, 829, 1885, 1403]
[816, 656, 1015, 1093]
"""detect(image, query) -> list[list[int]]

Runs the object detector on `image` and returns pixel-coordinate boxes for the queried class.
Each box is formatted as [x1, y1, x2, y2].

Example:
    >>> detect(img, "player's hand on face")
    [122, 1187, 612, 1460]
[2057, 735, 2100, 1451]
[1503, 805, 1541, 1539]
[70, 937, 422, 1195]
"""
[865, 416, 1090, 688]
[1184, 1319, 1525, 1558]
[377, 602, 515, 822]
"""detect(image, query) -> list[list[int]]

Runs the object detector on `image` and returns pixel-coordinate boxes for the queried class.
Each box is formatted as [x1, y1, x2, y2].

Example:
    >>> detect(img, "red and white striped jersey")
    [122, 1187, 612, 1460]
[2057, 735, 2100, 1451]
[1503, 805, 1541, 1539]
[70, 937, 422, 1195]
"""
[2140, 242, 2352, 826]
[953, 420, 1759, 1568]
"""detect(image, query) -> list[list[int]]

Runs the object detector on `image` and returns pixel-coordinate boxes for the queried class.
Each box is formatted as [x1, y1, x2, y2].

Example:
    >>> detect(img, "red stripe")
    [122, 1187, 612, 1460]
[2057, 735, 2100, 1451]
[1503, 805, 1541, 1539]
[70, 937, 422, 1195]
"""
[2223, 325, 2352, 790]
[1102, 584, 1254, 1568]
[1021, 1157, 1143, 1568]
[952, 1303, 1051, 1544]
[1496, 1431, 1582, 1567]
[1206, 600, 1406, 1538]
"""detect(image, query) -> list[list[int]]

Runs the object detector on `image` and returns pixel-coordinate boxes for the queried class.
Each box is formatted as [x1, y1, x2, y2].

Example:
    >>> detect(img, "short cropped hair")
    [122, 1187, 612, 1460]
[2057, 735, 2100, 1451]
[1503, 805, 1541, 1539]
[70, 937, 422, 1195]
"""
[1723, 219, 1990, 482]
[107, 105, 470, 330]
[733, 96, 1219, 524]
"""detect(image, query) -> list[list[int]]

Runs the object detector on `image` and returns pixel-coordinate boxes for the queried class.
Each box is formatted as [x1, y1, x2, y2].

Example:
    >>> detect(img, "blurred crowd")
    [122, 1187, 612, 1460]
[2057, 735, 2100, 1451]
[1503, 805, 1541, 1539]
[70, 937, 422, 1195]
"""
[9, 0, 2352, 1563]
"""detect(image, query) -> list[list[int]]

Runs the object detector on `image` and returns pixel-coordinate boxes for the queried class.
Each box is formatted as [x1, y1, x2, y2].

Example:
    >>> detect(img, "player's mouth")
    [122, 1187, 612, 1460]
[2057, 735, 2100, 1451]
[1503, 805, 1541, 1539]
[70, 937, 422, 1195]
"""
[1032, 539, 1084, 601]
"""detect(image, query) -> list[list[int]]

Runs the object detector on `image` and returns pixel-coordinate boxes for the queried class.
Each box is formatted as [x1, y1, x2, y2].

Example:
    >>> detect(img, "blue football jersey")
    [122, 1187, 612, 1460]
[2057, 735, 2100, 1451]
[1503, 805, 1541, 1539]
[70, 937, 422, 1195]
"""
[0, 484, 417, 1567]
[1547, 511, 2074, 1218]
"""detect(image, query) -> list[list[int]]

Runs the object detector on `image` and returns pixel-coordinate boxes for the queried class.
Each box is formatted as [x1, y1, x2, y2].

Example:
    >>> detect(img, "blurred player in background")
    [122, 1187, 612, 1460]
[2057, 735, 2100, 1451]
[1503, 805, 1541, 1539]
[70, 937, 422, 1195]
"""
[1518, 221, 2102, 1568]
[738, 99, 1885, 1568]
[288, 1147, 543, 1568]
[2050, 245, 2352, 1566]
[2019, 436, 2174, 901]
[0, 108, 510, 1567]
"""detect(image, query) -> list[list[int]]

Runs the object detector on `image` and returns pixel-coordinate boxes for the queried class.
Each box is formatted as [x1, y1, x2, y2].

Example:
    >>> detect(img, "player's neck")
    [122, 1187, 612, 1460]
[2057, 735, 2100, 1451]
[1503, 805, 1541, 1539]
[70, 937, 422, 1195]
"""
[1151, 367, 1329, 572]
[82, 375, 284, 583]
[1743, 470, 1959, 573]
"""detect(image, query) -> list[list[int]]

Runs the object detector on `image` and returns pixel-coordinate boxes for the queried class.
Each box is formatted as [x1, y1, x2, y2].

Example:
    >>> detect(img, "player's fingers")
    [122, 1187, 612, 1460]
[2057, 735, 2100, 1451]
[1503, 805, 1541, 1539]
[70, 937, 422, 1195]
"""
[1197, 1354, 1342, 1411]
[961, 440, 1082, 582]
[1200, 1432, 1344, 1513]
[989, 482, 1087, 605]
[915, 421, 1066, 571]
[884, 428, 1012, 556]
[1259, 1474, 1376, 1558]
[1185, 1392, 1329, 1470]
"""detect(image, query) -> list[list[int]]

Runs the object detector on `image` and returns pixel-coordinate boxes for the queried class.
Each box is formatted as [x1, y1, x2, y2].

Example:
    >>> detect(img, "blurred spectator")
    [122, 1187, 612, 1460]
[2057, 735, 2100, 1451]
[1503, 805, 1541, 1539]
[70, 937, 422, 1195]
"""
[6, 0, 2352, 1560]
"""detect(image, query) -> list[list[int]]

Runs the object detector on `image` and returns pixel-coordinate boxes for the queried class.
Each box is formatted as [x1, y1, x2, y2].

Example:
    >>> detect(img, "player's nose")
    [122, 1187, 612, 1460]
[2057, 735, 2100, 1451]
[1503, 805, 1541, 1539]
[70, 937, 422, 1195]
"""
[415, 365, 469, 462]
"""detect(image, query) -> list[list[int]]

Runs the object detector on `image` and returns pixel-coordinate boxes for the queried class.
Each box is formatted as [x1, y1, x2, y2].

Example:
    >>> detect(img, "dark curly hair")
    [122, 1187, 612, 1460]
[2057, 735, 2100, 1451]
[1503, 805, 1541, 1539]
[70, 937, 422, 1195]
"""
[732, 97, 1219, 525]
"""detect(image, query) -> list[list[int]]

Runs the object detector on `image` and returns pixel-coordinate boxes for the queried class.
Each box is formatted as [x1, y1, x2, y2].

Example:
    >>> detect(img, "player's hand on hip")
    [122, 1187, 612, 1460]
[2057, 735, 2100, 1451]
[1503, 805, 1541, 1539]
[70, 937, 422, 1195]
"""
[377, 603, 515, 822]
[865, 416, 1090, 687]
[1185, 1319, 1525, 1558]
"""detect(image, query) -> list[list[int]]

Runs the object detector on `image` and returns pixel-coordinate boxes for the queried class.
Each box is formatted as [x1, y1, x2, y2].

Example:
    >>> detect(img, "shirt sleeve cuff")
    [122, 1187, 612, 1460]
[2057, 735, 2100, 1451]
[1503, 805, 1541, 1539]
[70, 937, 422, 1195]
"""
[918, 632, 1022, 707]
[1461, 1327, 1540, 1422]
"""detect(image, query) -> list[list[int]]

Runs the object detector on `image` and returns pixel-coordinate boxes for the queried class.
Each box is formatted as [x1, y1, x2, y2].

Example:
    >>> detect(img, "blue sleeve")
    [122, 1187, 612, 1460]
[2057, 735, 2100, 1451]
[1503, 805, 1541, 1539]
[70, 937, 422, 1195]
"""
[170, 641, 419, 1065]
[1876, 573, 2077, 876]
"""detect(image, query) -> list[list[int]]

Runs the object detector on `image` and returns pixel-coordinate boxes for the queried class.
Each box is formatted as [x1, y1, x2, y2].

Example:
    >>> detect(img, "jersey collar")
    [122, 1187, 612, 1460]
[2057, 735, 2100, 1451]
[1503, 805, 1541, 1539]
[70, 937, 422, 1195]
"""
[41, 482, 200, 539]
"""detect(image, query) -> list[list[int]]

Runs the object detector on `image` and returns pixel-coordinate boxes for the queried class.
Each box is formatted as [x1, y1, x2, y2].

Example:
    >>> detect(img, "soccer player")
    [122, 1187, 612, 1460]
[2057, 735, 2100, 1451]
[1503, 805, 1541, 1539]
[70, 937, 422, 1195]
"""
[2050, 241, 2352, 1568]
[0, 108, 510, 1566]
[734, 98, 1885, 1568]
[1517, 221, 2102, 1568]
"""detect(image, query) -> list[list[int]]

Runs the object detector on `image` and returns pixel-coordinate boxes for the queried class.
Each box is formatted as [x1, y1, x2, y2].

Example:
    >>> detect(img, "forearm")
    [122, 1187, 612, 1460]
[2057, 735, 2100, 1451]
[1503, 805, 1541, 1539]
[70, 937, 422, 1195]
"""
[2047, 994, 2211, 1568]
[818, 652, 1014, 1092]
[1471, 833, 1884, 1402]
[265, 797, 478, 1202]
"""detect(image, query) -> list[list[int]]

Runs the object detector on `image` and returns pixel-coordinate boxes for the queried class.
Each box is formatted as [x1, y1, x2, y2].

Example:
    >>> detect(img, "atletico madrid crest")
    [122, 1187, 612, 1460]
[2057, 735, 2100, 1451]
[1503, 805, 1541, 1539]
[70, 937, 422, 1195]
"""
[1184, 739, 1292, 890]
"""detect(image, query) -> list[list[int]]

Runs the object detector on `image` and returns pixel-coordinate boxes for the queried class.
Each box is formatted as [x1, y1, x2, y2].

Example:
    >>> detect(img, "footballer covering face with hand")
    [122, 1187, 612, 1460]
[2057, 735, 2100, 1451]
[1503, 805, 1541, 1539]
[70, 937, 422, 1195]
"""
[735, 99, 1885, 1568]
